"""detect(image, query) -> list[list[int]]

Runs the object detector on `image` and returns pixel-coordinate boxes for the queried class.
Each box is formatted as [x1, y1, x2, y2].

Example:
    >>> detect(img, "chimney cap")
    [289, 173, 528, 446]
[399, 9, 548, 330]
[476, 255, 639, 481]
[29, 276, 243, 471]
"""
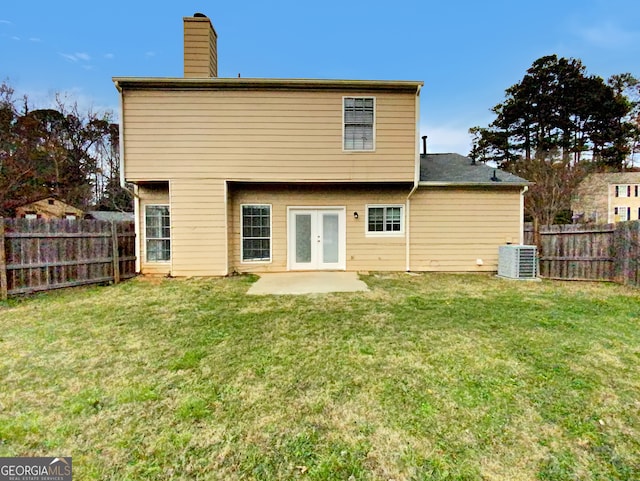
[193, 12, 208, 17]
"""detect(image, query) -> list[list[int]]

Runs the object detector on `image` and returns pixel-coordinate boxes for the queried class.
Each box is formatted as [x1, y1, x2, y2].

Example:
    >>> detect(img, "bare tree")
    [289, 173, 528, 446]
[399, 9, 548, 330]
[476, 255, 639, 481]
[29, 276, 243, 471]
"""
[0, 80, 131, 216]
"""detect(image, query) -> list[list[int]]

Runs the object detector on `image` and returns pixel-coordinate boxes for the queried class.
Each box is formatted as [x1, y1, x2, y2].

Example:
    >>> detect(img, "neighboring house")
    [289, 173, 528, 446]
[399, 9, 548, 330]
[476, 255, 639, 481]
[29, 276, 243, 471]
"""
[113, 14, 529, 276]
[14, 197, 84, 220]
[572, 172, 640, 224]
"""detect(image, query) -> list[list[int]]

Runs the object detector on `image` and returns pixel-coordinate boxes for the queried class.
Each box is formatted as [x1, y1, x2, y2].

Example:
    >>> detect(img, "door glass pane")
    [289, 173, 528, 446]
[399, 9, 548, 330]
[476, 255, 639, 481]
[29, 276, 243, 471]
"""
[323, 214, 339, 263]
[296, 214, 312, 263]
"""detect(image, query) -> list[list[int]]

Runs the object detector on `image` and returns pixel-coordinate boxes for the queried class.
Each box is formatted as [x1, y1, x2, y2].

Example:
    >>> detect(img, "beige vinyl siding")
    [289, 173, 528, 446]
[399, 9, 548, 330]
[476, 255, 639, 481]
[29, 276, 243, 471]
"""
[229, 184, 410, 273]
[183, 17, 217, 78]
[410, 187, 522, 272]
[122, 90, 416, 182]
[170, 179, 227, 276]
[138, 183, 171, 275]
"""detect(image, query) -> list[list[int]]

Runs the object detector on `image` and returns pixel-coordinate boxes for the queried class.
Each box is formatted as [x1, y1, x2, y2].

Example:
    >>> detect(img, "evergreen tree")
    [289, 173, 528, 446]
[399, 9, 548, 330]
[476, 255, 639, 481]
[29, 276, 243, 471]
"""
[470, 55, 638, 236]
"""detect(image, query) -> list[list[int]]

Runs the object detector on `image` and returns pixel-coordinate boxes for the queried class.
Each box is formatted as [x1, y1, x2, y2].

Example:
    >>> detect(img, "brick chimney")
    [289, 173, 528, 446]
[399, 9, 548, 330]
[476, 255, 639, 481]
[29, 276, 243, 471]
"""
[183, 13, 217, 78]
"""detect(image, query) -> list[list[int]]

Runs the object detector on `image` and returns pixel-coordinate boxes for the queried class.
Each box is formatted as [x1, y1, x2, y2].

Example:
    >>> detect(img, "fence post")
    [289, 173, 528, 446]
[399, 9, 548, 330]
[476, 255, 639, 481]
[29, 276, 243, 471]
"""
[613, 223, 622, 284]
[0, 218, 7, 300]
[111, 221, 120, 284]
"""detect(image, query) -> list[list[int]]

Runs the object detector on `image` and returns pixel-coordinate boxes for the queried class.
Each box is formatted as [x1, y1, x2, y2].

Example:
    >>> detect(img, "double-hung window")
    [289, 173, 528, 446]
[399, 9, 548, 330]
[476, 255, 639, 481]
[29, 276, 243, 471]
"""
[241, 204, 271, 262]
[366, 205, 404, 236]
[344, 97, 375, 151]
[615, 206, 630, 222]
[615, 185, 630, 197]
[145, 205, 171, 262]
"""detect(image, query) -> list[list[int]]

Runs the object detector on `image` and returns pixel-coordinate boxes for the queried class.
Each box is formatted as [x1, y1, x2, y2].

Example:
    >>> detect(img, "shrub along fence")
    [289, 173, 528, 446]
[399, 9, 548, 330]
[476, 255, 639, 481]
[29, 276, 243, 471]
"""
[0, 218, 136, 299]
[524, 221, 640, 287]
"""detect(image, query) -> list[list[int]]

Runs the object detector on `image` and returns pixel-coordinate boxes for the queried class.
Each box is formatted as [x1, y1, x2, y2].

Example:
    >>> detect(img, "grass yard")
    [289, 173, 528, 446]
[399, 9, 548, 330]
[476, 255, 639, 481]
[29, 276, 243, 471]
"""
[0, 273, 639, 480]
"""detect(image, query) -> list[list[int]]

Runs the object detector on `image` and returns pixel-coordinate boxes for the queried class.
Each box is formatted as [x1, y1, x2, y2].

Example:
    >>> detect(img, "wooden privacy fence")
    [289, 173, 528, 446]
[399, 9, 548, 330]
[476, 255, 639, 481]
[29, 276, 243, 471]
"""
[0, 218, 136, 299]
[524, 221, 640, 286]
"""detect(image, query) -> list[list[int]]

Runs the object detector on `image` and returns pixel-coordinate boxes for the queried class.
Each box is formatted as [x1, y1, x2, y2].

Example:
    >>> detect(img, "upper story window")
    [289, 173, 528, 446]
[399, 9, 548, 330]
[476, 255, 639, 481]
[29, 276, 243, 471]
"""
[344, 97, 375, 151]
[615, 185, 631, 197]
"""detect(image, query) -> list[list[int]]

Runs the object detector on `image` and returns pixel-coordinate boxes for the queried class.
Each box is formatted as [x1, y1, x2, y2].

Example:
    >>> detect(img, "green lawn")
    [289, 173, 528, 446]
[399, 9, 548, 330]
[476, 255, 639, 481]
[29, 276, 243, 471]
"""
[0, 273, 639, 480]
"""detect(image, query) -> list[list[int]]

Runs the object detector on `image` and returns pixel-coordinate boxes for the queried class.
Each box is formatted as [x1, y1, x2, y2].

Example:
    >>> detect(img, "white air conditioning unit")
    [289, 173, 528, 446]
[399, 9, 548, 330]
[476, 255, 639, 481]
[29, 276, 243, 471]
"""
[498, 245, 538, 280]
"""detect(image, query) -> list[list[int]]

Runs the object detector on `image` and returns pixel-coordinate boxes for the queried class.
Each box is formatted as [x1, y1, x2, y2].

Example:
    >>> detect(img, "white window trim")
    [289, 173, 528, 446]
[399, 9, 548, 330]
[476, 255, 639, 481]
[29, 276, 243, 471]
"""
[144, 204, 171, 263]
[365, 204, 405, 237]
[286, 206, 346, 271]
[240, 203, 272, 264]
[342, 96, 376, 152]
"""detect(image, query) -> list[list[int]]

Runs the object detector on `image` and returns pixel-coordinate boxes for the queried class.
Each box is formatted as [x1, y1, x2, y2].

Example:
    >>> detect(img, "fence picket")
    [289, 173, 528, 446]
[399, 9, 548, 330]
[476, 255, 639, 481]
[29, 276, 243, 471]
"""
[0, 219, 7, 300]
[1, 218, 136, 297]
[524, 221, 640, 286]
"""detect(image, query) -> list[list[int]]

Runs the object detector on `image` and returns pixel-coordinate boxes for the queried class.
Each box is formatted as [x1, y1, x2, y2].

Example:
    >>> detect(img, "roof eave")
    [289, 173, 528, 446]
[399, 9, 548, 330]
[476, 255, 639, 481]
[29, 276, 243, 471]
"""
[112, 77, 424, 92]
[418, 181, 531, 187]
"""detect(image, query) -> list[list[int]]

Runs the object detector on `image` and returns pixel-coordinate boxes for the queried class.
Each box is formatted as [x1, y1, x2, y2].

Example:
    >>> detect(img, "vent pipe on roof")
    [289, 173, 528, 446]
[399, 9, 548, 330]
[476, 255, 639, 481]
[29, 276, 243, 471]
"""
[421, 135, 427, 155]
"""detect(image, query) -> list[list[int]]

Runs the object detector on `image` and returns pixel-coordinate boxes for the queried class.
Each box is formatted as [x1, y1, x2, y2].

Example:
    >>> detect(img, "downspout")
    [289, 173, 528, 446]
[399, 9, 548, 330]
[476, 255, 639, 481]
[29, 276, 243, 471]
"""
[520, 185, 528, 245]
[114, 81, 141, 272]
[114, 82, 138, 198]
[223, 180, 229, 276]
[406, 84, 422, 271]
[114, 81, 128, 192]
[134, 185, 141, 273]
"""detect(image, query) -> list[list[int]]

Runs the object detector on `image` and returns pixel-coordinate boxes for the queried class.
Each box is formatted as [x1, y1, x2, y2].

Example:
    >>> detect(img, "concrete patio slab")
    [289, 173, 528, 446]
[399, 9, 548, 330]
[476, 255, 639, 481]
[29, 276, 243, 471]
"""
[247, 272, 369, 295]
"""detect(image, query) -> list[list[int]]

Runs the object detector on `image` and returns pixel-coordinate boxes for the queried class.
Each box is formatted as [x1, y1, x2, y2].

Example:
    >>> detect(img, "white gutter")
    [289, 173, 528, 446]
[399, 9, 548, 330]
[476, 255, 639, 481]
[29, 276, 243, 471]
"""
[406, 84, 422, 272]
[112, 77, 424, 91]
[419, 181, 531, 187]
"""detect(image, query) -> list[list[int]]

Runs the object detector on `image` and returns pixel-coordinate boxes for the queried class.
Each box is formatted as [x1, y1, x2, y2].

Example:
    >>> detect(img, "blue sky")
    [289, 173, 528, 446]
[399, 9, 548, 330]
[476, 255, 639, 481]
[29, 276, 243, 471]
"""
[1, 0, 639, 154]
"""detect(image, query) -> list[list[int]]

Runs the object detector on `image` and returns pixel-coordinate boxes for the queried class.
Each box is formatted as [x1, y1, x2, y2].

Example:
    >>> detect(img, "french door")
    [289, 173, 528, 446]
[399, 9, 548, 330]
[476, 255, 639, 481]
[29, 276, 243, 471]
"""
[288, 208, 346, 270]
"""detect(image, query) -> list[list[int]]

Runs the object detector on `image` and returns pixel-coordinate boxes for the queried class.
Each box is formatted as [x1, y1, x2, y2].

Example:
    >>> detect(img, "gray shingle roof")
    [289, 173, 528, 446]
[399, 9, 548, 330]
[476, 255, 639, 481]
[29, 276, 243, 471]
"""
[420, 153, 529, 185]
[85, 211, 134, 222]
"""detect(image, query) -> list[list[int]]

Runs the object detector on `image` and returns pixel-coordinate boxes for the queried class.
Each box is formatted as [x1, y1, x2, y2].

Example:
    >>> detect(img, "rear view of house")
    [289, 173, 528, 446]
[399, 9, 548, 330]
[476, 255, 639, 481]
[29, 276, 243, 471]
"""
[114, 14, 528, 276]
